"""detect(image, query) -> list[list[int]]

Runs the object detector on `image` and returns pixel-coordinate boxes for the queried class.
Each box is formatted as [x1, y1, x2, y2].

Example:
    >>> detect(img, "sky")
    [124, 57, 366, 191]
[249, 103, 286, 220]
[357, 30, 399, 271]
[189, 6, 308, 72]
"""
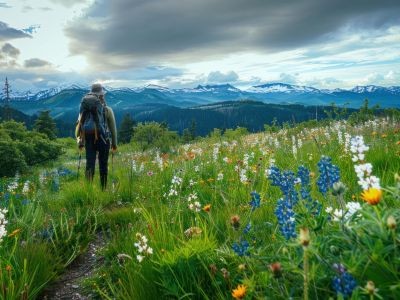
[0, 0, 399, 91]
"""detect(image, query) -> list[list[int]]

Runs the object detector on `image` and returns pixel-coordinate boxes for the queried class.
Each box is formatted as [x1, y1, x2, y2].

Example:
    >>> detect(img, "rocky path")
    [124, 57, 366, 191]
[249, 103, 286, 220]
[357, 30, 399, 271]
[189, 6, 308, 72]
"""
[40, 232, 106, 300]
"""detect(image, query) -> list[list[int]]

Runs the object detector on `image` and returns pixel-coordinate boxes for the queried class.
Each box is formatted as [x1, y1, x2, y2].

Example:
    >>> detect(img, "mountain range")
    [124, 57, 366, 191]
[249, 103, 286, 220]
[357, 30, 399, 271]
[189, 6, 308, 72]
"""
[1, 82, 398, 137]
[3, 82, 399, 111]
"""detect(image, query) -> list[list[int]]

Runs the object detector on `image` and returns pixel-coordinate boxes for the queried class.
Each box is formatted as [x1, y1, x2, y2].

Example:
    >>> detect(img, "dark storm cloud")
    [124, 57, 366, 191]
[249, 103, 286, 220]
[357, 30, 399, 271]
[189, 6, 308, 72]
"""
[0, 21, 31, 41]
[24, 58, 52, 68]
[65, 0, 400, 69]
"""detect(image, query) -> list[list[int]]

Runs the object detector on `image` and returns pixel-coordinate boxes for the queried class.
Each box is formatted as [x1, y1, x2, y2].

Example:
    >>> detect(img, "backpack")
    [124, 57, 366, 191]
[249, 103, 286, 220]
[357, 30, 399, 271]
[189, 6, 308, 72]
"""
[78, 93, 110, 143]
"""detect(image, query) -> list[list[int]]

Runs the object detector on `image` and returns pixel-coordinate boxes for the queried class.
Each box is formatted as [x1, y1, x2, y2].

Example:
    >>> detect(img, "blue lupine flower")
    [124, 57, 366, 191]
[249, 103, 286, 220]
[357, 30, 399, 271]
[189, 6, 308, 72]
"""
[249, 191, 261, 210]
[317, 156, 340, 195]
[268, 167, 299, 204]
[269, 166, 299, 239]
[22, 199, 30, 205]
[297, 166, 321, 216]
[275, 197, 297, 239]
[232, 239, 250, 256]
[243, 222, 251, 234]
[332, 266, 357, 297]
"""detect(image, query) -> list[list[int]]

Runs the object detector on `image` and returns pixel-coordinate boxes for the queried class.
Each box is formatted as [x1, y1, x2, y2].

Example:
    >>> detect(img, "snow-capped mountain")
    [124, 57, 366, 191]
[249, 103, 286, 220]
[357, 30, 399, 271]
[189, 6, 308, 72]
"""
[247, 83, 319, 94]
[3, 83, 399, 110]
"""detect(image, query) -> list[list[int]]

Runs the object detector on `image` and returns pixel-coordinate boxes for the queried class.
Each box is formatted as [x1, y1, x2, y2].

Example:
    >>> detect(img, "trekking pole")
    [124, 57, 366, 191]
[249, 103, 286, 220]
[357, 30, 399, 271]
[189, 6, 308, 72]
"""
[111, 150, 115, 178]
[77, 148, 83, 179]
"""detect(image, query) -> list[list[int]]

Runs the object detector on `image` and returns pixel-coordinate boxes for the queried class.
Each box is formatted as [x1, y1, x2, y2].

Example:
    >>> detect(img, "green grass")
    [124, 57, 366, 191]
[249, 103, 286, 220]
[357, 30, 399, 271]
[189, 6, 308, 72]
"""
[0, 117, 399, 299]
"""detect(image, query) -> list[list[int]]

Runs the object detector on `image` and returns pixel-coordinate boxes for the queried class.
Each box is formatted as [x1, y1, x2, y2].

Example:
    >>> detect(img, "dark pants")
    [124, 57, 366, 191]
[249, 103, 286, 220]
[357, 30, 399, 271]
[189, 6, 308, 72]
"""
[85, 133, 110, 190]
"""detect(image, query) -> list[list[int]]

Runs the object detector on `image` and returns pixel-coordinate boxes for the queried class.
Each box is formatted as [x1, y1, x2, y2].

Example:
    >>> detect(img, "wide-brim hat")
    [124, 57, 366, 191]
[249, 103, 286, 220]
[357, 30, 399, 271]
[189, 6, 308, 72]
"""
[91, 83, 106, 96]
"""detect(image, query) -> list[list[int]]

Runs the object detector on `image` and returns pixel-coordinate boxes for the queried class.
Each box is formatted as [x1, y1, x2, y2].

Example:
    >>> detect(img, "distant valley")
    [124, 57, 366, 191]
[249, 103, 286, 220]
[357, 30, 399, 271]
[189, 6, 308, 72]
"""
[2, 82, 398, 137]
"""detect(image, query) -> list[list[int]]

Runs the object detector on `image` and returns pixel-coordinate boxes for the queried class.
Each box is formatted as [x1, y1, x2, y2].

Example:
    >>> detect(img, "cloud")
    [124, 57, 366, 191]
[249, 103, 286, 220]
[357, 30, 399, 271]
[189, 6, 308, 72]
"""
[49, 0, 87, 8]
[1, 43, 20, 58]
[207, 71, 239, 84]
[0, 2, 11, 8]
[278, 73, 299, 85]
[65, 0, 400, 70]
[24, 58, 52, 68]
[0, 21, 31, 41]
[0, 42, 20, 67]
[22, 25, 40, 35]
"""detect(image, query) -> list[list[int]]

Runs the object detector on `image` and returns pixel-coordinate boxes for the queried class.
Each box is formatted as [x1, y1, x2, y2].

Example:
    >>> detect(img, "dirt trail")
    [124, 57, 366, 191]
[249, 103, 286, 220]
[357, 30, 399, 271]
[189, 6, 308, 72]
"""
[40, 232, 106, 300]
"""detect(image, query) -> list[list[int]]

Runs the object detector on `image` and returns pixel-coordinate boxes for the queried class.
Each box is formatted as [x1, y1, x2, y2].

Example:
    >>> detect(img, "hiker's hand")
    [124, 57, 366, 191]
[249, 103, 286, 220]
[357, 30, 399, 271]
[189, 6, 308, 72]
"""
[112, 145, 117, 153]
[78, 145, 84, 151]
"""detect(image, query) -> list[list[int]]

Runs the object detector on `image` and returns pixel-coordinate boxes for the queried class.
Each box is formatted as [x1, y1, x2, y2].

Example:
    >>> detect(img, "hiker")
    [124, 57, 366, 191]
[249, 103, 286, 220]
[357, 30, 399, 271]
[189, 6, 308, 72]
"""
[75, 83, 117, 190]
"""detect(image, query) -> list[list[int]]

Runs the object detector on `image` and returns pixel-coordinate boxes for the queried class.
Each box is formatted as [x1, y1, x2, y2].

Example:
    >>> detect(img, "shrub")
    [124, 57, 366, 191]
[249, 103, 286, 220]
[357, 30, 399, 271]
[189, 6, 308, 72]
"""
[0, 121, 62, 176]
[0, 140, 27, 176]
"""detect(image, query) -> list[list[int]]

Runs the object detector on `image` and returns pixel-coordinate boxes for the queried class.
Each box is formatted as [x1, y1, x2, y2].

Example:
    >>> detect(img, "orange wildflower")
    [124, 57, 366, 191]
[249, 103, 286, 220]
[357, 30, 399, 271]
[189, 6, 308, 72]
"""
[203, 204, 211, 212]
[361, 188, 382, 205]
[232, 284, 247, 299]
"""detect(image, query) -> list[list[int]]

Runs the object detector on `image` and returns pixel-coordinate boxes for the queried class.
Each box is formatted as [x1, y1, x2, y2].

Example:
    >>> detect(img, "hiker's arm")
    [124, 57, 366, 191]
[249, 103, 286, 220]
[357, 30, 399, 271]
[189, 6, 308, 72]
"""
[107, 107, 118, 148]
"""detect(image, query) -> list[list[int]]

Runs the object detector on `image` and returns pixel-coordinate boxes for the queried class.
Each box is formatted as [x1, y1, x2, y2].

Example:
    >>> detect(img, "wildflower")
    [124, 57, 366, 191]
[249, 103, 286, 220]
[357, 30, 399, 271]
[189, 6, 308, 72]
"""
[217, 172, 224, 181]
[332, 181, 346, 196]
[134, 233, 153, 262]
[5, 265, 12, 272]
[203, 204, 211, 212]
[269, 262, 282, 278]
[361, 188, 382, 205]
[387, 215, 396, 230]
[249, 191, 261, 210]
[0, 208, 8, 243]
[232, 284, 247, 300]
[238, 264, 246, 272]
[188, 201, 201, 212]
[365, 281, 377, 295]
[232, 239, 250, 256]
[299, 227, 310, 248]
[220, 268, 230, 280]
[317, 156, 340, 195]
[332, 264, 357, 297]
[230, 215, 240, 230]
[22, 181, 30, 194]
[243, 222, 251, 234]
[298, 166, 321, 216]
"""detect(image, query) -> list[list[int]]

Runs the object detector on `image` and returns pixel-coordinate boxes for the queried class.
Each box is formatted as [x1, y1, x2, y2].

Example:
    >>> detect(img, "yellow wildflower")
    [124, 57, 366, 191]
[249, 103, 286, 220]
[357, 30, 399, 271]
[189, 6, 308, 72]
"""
[361, 188, 382, 205]
[232, 284, 247, 299]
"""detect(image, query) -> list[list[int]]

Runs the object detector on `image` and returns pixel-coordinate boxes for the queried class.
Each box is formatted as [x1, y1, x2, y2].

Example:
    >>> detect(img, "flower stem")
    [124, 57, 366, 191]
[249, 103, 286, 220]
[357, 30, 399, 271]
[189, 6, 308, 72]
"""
[303, 247, 309, 300]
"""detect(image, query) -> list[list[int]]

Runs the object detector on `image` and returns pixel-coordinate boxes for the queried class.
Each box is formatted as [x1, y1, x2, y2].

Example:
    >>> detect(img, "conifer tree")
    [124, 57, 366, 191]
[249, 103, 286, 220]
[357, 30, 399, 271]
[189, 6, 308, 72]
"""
[34, 110, 57, 140]
[119, 113, 136, 144]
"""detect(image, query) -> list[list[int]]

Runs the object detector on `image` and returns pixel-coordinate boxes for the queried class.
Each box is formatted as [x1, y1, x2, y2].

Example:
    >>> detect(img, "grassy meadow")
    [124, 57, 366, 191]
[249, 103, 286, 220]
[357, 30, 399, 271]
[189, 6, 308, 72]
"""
[1, 117, 400, 299]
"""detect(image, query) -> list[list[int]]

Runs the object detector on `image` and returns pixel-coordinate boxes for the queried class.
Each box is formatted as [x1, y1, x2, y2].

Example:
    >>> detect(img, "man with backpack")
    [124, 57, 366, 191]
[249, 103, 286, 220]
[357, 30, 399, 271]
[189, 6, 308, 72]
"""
[75, 83, 117, 190]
